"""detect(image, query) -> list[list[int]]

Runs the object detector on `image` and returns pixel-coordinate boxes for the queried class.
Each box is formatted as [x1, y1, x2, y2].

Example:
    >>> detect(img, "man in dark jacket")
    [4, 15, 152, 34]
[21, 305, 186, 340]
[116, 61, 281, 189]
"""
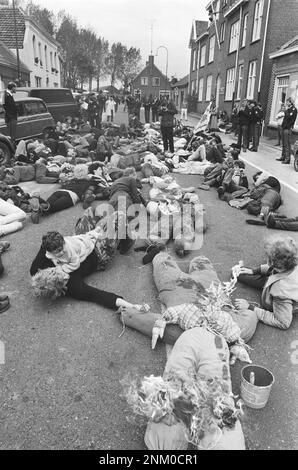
[3, 82, 18, 149]
[277, 97, 297, 164]
[158, 98, 178, 154]
[237, 100, 250, 152]
[151, 97, 160, 122]
[96, 91, 106, 129]
[248, 100, 263, 152]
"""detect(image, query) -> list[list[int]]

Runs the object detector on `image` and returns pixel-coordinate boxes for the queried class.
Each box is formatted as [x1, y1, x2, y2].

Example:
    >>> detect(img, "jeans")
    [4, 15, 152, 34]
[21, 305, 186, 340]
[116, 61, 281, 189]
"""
[250, 122, 261, 150]
[282, 128, 292, 161]
[47, 191, 74, 213]
[270, 216, 298, 231]
[0, 198, 26, 236]
[161, 126, 174, 153]
[260, 188, 281, 216]
[237, 124, 249, 150]
[30, 247, 121, 309]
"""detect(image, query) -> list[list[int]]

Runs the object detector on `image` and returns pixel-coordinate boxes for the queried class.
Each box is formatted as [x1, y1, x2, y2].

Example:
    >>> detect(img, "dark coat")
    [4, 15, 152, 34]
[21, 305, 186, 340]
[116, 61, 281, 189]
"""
[237, 106, 250, 126]
[158, 102, 178, 127]
[3, 91, 17, 121]
[282, 105, 298, 130]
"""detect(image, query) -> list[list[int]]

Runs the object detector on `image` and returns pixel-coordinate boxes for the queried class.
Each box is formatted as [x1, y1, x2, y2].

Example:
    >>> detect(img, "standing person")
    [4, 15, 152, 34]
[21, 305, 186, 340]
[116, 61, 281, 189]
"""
[277, 97, 297, 164]
[237, 100, 250, 153]
[96, 91, 106, 129]
[275, 104, 285, 147]
[231, 104, 239, 136]
[133, 97, 141, 120]
[143, 96, 151, 124]
[87, 95, 98, 128]
[3, 82, 18, 150]
[151, 97, 160, 122]
[180, 97, 188, 121]
[158, 98, 178, 155]
[248, 100, 262, 152]
[105, 96, 116, 123]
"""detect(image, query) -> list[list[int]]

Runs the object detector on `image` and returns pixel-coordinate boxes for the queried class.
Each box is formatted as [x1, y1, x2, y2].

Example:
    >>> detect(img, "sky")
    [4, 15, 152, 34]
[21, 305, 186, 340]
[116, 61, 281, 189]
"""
[28, 0, 209, 81]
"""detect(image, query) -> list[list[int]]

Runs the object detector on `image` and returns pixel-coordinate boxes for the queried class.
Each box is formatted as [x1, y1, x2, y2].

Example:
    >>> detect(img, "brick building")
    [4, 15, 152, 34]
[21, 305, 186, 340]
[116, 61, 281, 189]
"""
[130, 55, 171, 100]
[0, 5, 62, 88]
[188, 0, 298, 135]
[266, 35, 298, 140]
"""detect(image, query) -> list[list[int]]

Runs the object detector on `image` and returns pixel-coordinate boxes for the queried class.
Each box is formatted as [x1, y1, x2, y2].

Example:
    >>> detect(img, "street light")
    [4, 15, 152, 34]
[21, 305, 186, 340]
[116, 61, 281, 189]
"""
[156, 45, 168, 95]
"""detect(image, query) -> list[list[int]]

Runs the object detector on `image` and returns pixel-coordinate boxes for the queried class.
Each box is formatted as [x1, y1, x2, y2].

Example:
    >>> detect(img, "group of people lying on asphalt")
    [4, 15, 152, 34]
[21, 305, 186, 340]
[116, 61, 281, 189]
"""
[1, 100, 297, 450]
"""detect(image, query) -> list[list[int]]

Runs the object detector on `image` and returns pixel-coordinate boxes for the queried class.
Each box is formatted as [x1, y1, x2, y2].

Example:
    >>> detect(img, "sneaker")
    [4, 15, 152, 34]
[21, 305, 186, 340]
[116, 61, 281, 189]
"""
[217, 186, 225, 199]
[246, 219, 266, 226]
[142, 245, 164, 265]
[0, 299, 10, 315]
[198, 184, 210, 191]
[0, 241, 10, 254]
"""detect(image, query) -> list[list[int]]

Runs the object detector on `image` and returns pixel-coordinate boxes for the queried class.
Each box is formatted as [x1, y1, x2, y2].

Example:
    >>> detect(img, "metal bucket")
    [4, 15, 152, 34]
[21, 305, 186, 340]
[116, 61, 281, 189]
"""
[240, 365, 275, 409]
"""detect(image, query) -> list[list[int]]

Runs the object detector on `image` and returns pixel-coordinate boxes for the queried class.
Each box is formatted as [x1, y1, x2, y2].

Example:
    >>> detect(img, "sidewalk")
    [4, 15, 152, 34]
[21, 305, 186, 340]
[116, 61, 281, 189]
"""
[186, 113, 298, 195]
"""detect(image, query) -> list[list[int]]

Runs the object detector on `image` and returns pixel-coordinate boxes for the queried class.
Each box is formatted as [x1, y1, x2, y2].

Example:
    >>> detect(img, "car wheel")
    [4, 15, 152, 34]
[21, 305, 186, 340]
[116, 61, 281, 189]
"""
[0, 141, 12, 165]
[294, 154, 298, 172]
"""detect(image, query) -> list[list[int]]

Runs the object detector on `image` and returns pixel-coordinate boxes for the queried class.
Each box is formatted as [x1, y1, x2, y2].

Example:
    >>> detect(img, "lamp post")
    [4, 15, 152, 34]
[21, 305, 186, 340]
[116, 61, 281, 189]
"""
[12, 0, 21, 85]
[156, 45, 168, 97]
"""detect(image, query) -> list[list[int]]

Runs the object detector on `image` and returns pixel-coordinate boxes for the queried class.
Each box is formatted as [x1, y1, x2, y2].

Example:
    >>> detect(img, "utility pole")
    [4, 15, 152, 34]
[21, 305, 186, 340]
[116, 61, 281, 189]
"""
[12, 0, 21, 85]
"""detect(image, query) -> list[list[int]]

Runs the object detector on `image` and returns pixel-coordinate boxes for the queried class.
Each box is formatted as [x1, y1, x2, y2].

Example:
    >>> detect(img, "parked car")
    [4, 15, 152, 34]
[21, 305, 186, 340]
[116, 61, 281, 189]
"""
[0, 97, 55, 164]
[294, 139, 298, 172]
[15, 87, 80, 122]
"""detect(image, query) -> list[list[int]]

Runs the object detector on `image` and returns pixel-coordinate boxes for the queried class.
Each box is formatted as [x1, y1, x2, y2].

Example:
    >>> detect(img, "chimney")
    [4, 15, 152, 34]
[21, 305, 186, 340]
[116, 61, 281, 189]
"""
[148, 55, 154, 67]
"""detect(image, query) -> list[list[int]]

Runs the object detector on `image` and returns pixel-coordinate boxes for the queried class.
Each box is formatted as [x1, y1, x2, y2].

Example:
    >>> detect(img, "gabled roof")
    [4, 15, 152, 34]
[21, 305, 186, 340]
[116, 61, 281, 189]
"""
[171, 74, 189, 88]
[0, 40, 31, 74]
[189, 20, 209, 47]
[0, 7, 60, 49]
[131, 62, 170, 85]
[0, 7, 26, 49]
[269, 34, 298, 59]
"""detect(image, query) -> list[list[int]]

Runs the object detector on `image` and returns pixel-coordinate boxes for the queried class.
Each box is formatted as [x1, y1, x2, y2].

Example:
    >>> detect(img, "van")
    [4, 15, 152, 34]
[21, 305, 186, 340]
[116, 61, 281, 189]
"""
[15, 87, 80, 122]
[0, 96, 55, 164]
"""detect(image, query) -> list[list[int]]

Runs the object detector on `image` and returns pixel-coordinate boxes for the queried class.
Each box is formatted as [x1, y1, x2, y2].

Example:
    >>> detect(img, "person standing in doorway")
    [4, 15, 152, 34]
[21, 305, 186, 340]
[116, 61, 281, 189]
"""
[277, 97, 297, 164]
[3, 82, 18, 150]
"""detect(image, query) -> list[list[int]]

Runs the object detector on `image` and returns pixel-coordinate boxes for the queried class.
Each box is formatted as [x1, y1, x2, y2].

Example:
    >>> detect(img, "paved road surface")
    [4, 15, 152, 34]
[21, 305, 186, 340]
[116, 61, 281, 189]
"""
[0, 111, 297, 450]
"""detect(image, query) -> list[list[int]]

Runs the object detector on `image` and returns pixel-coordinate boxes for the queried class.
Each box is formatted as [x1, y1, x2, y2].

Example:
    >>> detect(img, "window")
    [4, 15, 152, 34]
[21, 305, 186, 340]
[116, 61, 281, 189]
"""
[219, 22, 226, 43]
[54, 52, 57, 69]
[24, 101, 41, 115]
[35, 76, 42, 87]
[141, 77, 148, 86]
[270, 76, 289, 123]
[194, 49, 199, 70]
[200, 44, 206, 67]
[32, 35, 37, 60]
[191, 80, 197, 94]
[229, 19, 240, 53]
[206, 75, 212, 101]
[198, 78, 204, 101]
[236, 64, 244, 100]
[209, 36, 215, 63]
[247, 60, 257, 99]
[38, 43, 43, 66]
[50, 51, 53, 70]
[252, 0, 264, 42]
[152, 77, 160, 87]
[225, 67, 235, 100]
[44, 45, 48, 70]
[242, 14, 248, 47]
